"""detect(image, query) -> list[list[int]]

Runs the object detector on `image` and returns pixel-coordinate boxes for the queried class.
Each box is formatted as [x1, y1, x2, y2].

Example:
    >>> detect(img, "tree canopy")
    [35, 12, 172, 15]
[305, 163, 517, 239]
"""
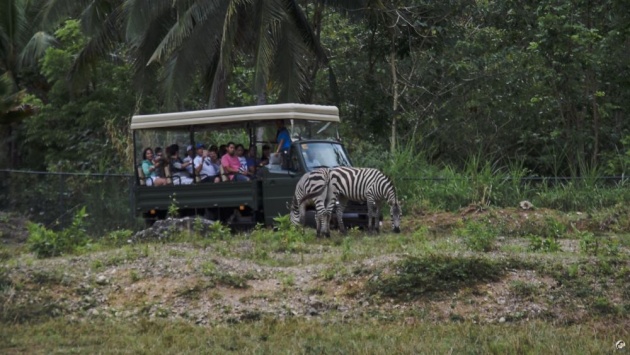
[0, 0, 629, 175]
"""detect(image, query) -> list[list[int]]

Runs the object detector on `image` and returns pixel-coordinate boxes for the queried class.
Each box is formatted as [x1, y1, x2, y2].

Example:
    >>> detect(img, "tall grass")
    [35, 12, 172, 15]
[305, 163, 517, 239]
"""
[354, 142, 630, 213]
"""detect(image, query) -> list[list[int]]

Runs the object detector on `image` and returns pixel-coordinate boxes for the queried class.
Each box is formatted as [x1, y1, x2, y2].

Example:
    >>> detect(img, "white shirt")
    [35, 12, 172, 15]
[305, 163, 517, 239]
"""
[193, 156, 218, 178]
[183, 156, 194, 175]
[306, 157, 322, 168]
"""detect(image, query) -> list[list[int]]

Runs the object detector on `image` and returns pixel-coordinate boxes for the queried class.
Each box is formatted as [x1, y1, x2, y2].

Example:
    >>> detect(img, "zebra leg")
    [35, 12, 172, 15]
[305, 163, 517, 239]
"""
[367, 201, 376, 234]
[374, 205, 381, 234]
[321, 209, 331, 238]
[299, 201, 307, 226]
[336, 197, 348, 235]
[315, 211, 322, 238]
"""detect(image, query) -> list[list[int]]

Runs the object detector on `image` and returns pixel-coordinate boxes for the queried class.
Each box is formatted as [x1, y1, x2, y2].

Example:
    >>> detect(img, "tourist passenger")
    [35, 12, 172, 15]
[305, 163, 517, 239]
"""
[153, 146, 167, 178]
[221, 142, 250, 181]
[194, 143, 220, 183]
[141, 148, 167, 186]
[208, 147, 221, 173]
[235, 144, 248, 173]
[246, 146, 258, 174]
[274, 119, 291, 156]
[218, 144, 227, 158]
[169, 144, 193, 185]
[258, 144, 271, 167]
[183, 145, 194, 176]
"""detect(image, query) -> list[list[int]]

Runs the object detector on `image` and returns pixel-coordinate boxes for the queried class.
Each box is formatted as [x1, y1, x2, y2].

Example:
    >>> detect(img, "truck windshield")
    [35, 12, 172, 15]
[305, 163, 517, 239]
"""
[300, 142, 351, 171]
[290, 120, 339, 141]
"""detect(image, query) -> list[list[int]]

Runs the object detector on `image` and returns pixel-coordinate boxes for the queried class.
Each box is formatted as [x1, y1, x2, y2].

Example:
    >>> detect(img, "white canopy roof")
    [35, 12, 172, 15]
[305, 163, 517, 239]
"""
[131, 103, 340, 130]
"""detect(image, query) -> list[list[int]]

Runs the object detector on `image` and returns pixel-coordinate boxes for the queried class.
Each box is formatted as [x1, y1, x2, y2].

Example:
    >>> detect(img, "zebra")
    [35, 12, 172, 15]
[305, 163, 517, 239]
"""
[326, 167, 402, 234]
[290, 168, 332, 237]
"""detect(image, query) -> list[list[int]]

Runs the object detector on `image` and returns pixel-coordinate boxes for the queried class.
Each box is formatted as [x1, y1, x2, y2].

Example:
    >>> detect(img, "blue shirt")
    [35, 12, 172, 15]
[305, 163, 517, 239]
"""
[277, 128, 291, 151]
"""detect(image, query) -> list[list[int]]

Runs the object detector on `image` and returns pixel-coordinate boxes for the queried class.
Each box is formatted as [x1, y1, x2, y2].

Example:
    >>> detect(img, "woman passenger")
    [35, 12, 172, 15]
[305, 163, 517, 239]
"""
[141, 148, 167, 186]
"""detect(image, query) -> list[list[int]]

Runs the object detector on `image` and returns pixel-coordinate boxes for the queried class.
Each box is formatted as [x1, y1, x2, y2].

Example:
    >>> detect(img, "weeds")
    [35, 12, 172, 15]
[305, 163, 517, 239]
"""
[578, 231, 620, 257]
[366, 254, 511, 301]
[199, 261, 250, 289]
[207, 222, 231, 240]
[454, 220, 497, 252]
[528, 234, 561, 253]
[27, 206, 91, 258]
[508, 280, 539, 299]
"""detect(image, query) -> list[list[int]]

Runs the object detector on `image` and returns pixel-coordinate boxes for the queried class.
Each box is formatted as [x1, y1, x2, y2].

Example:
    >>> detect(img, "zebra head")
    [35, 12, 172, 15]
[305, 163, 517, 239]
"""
[390, 199, 402, 233]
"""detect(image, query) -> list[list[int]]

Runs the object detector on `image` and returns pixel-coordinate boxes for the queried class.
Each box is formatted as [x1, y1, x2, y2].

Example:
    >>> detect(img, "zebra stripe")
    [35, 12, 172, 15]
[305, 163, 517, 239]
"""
[290, 168, 332, 237]
[327, 167, 401, 233]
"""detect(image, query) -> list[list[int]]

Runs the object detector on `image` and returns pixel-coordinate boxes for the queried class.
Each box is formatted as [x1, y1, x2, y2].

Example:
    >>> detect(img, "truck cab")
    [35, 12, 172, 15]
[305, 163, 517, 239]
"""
[131, 103, 366, 228]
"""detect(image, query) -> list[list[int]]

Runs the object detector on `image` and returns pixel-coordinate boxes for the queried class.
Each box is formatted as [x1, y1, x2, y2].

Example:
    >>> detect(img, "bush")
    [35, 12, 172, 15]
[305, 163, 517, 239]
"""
[528, 234, 561, 253]
[27, 206, 90, 258]
[455, 220, 497, 252]
[366, 254, 509, 300]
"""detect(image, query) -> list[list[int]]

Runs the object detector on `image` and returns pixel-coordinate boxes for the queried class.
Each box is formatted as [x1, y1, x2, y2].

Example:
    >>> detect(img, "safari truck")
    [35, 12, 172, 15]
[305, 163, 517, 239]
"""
[131, 103, 368, 228]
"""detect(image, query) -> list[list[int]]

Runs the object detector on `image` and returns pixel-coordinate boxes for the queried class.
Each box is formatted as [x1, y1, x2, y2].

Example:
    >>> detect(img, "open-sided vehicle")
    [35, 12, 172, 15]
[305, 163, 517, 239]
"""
[131, 103, 368, 228]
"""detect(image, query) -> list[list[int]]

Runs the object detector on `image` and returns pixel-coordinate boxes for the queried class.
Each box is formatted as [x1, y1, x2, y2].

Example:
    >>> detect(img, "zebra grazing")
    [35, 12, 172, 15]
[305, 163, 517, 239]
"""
[290, 168, 332, 237]
[327, 167, 402, 234]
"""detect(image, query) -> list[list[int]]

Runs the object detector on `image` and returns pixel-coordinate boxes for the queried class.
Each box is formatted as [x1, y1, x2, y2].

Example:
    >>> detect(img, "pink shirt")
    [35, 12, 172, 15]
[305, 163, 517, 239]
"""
[221, 154, 241, 180]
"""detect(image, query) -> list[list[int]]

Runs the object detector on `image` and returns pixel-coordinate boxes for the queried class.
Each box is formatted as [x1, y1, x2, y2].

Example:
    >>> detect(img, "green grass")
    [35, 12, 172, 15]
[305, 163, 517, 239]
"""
[3, 203, 630, 352]
[1, 317, 627, 354]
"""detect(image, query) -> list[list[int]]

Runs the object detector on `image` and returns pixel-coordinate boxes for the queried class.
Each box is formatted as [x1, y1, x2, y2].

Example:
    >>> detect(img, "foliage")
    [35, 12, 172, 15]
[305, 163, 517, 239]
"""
[578, 231, 620, 257]
[105, 229, 133, 247]
[528, 234, 561, 253]
[167, 194, 179, 219]
[247, 214, 309, 254]
[207, 222, 231, 241]
[366, 254, 509, 301]
[19, 20, 139, 173]
[27, 206, 90, 258]
[454, 220, 497, 252]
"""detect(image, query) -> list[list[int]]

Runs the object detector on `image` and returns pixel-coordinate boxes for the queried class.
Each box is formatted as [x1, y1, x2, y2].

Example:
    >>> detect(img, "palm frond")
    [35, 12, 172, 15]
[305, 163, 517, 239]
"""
[285, 0, 328, 63]
[38, 0, 94, 30]
[147, 0, 224, 65]
[19, 31, 57, 68]
[79, 0, 122, 37]
[124, 0, 174, 44]
[0, 0, 31, 53]
[67, 5, 125, 91]
[128, 8, 175, 90]
[272, 28, 309, 103]
[160, 16, 223, 109]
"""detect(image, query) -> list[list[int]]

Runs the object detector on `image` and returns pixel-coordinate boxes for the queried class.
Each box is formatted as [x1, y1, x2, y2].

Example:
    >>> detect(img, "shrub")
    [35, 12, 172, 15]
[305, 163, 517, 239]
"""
[366, 254, 508, 300]
[455, 220, 497, 252]
[528, 234, 561, 253]
[208, 221, 231, 240]
[27, 206, 90, 258]
[578, 231, 620, 257]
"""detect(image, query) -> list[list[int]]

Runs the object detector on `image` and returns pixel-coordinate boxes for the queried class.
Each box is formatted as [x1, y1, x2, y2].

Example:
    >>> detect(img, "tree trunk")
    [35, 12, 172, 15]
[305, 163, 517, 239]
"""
[390, 43, 398, 154]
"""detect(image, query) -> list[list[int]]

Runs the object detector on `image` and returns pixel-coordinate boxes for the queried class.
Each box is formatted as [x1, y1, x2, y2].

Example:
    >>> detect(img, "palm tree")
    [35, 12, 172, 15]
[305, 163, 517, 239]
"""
[124, 0, 331, 108]
[1, 0, 57, 89]
[0, 0, 55, 167]
[37, 0, 125, 92]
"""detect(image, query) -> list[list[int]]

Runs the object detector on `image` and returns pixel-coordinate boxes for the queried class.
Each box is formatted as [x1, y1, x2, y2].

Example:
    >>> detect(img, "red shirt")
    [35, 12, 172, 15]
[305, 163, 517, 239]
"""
[221, 154, 241, 180]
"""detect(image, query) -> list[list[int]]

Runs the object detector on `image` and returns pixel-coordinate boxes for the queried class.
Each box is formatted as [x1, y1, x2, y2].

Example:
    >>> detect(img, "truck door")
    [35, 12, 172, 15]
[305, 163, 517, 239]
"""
[261, 148, 302, 226]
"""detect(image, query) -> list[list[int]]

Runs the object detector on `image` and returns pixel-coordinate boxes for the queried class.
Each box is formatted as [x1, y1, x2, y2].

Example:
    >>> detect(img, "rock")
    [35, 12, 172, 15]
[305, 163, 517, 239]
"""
[95, 275, 108, 285]
[132, 217, 217, 242]
[499, 317, 506, 323]
[519, 200, 534, 210]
